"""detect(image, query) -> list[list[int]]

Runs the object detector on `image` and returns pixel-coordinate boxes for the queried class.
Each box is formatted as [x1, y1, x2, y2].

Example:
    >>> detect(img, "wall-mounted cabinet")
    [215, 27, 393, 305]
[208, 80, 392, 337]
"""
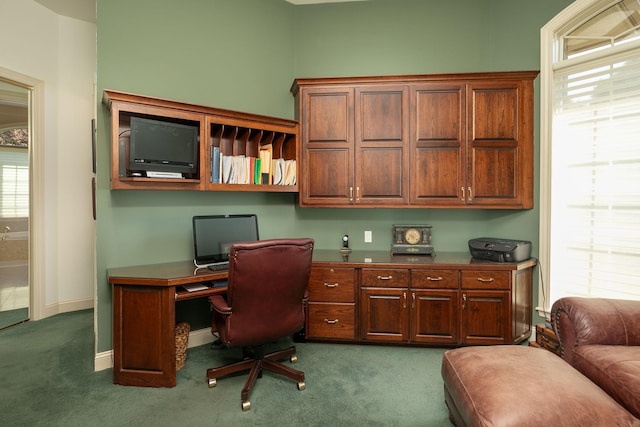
[103, 90, 299, 192]
[291, 71, 538, 209]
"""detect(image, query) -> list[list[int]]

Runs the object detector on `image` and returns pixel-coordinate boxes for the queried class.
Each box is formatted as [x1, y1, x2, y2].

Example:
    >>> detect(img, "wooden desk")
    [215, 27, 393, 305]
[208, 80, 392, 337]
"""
[108, 261, 228, 387]
[109, 252, 536, 388]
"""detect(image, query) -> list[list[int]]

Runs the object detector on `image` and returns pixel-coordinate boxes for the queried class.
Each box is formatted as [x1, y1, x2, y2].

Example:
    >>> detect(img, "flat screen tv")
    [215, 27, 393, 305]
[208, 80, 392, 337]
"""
[129, 116, 199, 176]
[192, 214, 260, 267]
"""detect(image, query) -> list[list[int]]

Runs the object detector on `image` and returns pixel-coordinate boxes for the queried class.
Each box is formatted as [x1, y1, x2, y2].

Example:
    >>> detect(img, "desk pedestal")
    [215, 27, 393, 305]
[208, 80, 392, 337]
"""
[113, 284, 177, 387]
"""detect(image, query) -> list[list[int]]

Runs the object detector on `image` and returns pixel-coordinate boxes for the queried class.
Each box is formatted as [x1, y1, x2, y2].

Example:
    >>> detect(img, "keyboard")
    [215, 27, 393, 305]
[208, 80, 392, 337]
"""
[207, 262, 229, 271]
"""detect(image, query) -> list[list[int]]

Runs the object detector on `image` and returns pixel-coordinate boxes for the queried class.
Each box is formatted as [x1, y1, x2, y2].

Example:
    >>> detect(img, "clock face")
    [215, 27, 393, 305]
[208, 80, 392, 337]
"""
[404, 228, 421, 245]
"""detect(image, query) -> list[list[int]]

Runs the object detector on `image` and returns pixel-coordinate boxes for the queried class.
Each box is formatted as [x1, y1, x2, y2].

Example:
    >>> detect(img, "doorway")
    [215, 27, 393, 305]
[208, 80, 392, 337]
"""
[0, 79, 29, 329]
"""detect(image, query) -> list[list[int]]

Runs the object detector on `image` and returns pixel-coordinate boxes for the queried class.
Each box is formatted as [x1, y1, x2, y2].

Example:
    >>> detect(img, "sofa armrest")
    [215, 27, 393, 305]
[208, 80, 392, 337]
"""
[551, 297, 640, 363]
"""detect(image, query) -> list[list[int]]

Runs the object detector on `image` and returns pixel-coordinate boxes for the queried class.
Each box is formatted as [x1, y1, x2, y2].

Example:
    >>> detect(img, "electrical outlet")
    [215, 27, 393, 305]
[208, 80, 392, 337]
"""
[364, 230, 372, 243]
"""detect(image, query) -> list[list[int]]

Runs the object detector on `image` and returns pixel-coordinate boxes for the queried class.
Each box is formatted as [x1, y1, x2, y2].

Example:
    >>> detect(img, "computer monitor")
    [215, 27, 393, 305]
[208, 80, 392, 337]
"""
[192, 214, 259, 267]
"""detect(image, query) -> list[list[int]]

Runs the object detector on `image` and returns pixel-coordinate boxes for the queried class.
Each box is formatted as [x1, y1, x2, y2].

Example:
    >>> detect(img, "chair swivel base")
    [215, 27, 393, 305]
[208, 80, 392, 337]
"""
[206, 345, 305, 411]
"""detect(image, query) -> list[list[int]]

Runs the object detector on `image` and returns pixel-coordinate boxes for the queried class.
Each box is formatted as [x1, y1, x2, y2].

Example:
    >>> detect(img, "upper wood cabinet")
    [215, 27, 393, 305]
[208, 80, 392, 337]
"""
[291, 71, 538, 209]
[103, 90, 299, 192]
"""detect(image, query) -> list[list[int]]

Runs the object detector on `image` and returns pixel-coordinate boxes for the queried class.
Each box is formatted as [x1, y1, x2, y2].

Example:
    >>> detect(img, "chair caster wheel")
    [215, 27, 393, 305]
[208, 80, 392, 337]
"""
[297, 381, 306, 391]
[241, 400, 251, 411]
[290, 354, 298, 363]
[208, 378, 217, 388]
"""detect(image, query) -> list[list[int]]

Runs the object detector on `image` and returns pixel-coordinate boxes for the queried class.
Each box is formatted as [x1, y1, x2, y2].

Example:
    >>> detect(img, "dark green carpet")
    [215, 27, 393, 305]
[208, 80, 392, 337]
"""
[0, 309, 451, 426]
[0, 307, 28, 330]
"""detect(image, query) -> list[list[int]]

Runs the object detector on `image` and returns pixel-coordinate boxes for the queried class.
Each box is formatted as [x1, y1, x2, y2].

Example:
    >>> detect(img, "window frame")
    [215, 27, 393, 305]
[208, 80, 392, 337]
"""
[539, 0, 640, 317]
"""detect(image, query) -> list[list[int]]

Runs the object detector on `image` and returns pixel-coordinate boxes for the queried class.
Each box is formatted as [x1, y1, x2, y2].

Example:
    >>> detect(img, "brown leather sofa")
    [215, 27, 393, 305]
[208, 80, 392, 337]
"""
[551, 297, 640, 421]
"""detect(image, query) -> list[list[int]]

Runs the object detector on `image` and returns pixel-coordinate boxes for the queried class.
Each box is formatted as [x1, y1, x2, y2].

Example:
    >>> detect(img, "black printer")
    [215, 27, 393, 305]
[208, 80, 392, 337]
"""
[468, 237, 531, 262]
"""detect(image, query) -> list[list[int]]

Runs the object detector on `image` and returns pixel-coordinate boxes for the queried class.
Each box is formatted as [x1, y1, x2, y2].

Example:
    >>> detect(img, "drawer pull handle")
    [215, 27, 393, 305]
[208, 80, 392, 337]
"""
[324, 319, 339, 325]
[427, 276, 443, 281]
[324, 282, 339, 288]
[377, 275, 393, 280]
[477, 277, 494, 283]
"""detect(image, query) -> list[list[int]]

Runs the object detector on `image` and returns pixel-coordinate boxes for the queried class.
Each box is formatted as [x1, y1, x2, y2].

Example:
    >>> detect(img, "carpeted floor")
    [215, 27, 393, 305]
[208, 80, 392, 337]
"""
[0, 309, 452, 426]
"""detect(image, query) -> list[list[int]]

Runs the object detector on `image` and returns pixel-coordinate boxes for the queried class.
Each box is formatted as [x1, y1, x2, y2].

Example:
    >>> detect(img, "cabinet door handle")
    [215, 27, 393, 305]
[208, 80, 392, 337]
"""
[468, 186, 473, 202]
[426, 276, 443, 281]
[324, 282, 339, 288]
[324, 319, 339, 324]
[461, 187, 465, 202]
[411, 292, 416, 309]
[349, 187, 353, 202]
[462, 293, 467, 310]
[477, 277, 494, 283]
[356, 186, 360, 201]
[377, 275, 393, 280]
[403, 291, 407, 309]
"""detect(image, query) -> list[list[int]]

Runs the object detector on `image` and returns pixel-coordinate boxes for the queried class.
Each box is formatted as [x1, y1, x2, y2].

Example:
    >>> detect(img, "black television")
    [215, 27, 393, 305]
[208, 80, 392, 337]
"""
[192, 214, 260, 267]
[129, 116, 199, 176]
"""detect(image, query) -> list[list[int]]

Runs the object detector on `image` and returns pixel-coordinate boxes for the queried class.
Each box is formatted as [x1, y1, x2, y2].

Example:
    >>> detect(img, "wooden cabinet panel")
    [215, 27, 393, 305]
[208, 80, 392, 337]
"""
[461, 271, 510, 290]
[307, 303, 355, 340]
[360, 287, 408, 342]
[112, 285, 176, 387]
[305, 148, 352, 203]
[410, 83, 465, 205]
[355, 86, 409, 205]
[308, 267, 355, 302]
[361, 268, 410, 288]
[411, 289, 458, 344]
[460, 290, 510, 345]
[412, 269, 459, 289]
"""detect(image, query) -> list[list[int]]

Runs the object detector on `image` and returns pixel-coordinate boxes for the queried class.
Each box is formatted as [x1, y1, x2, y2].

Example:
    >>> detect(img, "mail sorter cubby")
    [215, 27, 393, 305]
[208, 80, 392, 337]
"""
[306, 250, 537, 347]
[103, 89, 299, 192]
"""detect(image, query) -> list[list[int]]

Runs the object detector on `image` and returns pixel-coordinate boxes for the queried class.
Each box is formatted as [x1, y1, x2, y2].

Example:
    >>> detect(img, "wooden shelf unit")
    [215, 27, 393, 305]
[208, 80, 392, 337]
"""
[103, 90, 299, 192]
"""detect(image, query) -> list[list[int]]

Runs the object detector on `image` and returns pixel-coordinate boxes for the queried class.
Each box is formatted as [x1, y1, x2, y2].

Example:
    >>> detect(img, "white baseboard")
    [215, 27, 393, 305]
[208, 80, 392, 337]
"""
[93, 327, 216, 372]
[42, 297, 93, 319]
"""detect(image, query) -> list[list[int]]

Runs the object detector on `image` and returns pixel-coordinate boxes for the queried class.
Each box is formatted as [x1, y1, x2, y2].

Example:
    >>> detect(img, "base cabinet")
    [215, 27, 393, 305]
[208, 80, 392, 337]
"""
[307, 251, 535, 347]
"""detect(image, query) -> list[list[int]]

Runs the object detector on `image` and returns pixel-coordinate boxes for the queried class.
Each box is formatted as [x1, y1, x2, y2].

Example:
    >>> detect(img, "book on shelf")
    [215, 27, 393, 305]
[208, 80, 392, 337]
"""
[211, 146, 221, 183]
[259, 144, 272, 184]
[217, 153, 294, 185]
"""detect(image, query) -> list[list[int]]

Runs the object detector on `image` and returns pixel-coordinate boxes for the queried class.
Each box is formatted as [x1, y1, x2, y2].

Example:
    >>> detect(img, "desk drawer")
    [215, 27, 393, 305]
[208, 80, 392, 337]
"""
[361, 268, 409, 288]
[307, 303, 355, 339]
[461, 271, 510, 290]
[412, 270, 459, 289]
[308, 267, 355, 302]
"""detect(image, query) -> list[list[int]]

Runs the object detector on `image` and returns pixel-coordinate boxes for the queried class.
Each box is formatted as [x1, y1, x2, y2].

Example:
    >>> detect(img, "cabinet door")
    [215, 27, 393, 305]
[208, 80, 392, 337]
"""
[300, 87, 355, 206]
[466, 80, 533, 208]
[410, 289, 458, 344]
[459, 290, 510, 345]
[410, 83, 466, 206]
[354, 85, 409, 205]
[360, 287, 409, 342]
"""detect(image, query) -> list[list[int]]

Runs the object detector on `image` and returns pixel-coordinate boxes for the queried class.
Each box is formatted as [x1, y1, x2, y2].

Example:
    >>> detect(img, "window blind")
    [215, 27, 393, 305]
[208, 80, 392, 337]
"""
[550, 49, 640, 302]
[0, 148, 29, 217]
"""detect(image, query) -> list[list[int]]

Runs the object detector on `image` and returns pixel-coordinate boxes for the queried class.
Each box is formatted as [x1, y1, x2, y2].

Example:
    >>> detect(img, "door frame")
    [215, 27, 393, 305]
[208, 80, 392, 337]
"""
[0, 66, 45, 321]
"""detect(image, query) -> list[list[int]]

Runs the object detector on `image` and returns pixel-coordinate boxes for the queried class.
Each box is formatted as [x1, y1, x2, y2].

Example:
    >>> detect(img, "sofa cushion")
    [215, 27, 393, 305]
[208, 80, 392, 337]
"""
[574, 345, 640, 419]
[441, 345, 640, 427]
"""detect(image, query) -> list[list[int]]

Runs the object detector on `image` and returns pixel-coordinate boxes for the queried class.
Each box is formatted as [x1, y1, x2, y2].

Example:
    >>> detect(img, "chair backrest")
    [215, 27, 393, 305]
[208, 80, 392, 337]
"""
[223, 238, 314, 347]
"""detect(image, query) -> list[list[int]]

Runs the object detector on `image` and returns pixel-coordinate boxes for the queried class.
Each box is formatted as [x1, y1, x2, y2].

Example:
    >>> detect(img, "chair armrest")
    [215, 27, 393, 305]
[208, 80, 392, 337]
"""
[209, 295, 232, 315]
[551, 297, 640, 363]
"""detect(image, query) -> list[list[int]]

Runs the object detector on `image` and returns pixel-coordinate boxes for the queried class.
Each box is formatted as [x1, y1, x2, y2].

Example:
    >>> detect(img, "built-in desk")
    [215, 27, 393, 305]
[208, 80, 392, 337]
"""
[109, 252, 536, 388]
[108, 261, 228, 387]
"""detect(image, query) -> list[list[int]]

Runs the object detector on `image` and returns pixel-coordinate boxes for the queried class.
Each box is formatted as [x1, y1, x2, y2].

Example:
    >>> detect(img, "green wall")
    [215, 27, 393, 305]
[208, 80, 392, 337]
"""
[96, 0, 573, 352]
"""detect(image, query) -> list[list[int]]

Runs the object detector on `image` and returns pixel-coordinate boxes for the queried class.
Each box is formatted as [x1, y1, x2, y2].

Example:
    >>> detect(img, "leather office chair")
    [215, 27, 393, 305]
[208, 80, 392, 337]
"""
[206, 238, 314, 411]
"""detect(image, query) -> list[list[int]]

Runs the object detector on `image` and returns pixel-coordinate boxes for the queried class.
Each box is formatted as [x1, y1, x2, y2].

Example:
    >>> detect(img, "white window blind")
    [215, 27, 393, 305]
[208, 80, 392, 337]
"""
[0, 148, 29, 217]
[549, 50, 640, 303]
